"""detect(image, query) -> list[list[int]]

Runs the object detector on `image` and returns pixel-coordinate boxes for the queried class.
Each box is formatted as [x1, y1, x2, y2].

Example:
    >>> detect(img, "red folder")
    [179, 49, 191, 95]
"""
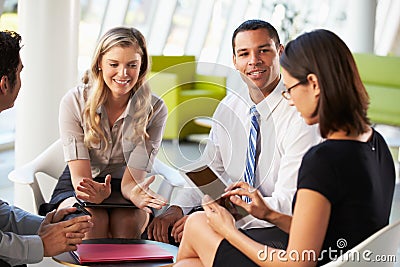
[70, 243, 174, 263]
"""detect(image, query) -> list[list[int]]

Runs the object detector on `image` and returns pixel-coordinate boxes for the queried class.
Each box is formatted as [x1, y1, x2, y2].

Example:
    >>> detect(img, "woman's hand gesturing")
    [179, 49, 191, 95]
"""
[129, 175, 167, 213]
[76, 174, 112, 204]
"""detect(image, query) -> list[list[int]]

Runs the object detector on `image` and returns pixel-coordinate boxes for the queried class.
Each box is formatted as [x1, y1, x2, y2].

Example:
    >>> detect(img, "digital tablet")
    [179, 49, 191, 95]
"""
[182, 165, 251, 225]
[74, 191, 136, 208]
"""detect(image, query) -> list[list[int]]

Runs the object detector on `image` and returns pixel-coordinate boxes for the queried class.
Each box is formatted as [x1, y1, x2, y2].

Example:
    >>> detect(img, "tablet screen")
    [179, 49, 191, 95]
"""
[185, 166, 248, 220]
[220, 197, 249, 221]
[185, 166, 226, 200]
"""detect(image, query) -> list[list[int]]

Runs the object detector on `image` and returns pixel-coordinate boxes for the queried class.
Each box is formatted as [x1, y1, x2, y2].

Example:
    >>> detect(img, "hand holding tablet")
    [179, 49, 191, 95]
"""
[181, 165, 251, 226]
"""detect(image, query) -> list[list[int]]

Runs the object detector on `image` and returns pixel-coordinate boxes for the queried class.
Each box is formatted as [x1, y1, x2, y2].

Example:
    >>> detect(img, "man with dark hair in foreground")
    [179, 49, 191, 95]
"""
[0, 30, 93, 267]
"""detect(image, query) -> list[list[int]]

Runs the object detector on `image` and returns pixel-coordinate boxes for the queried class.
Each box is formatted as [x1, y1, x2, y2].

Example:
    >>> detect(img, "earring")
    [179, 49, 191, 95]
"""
[98, 67, 102, 71]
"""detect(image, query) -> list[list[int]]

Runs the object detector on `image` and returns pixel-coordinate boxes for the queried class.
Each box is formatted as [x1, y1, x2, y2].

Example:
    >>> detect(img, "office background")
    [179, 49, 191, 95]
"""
[0, 0, 398, 154]
[0, 1, 399, 266]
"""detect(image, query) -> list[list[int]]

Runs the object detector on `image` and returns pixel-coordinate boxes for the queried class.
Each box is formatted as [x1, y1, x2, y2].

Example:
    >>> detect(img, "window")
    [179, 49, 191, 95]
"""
[0, 0, 18, 31]
[163, 0, 196, 55]
[199, 0, 232, 63]
[124, 0, 155, 37]
[78, 0, 109, 77]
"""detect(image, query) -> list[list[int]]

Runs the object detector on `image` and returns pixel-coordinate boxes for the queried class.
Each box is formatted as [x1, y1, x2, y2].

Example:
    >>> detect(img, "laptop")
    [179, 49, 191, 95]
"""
[181, 164, 252, 227]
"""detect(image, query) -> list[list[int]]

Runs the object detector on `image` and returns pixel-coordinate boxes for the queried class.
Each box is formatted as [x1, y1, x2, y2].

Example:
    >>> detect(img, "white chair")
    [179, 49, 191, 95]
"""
[8, 139, 186, 215]
[321, 220, 400, 266]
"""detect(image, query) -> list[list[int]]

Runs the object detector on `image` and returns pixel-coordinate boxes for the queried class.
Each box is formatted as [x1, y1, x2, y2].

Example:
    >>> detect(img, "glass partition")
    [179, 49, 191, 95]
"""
[162, 0, 196, 55]
[124, 0, 156, 37]
[78, 0, 109, 76]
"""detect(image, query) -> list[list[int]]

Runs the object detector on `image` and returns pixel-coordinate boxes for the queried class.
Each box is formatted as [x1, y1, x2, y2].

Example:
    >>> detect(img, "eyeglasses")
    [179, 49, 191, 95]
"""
[282, 80, 307, 100]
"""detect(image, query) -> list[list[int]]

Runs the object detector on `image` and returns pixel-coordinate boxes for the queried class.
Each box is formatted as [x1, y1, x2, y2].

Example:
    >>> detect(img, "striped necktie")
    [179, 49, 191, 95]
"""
[243, 105, 260, 203]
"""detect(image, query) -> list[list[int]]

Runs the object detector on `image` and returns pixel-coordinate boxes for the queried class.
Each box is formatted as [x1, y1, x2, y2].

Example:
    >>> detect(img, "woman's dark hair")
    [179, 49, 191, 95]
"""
[232, 19, 281, 54]
[280, 29, 370, 138]
[0, 31, 22, 90]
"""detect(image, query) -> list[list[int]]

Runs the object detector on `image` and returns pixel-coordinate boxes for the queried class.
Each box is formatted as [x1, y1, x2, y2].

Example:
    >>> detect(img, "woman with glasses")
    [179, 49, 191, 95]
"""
[174, 29, 395, 266]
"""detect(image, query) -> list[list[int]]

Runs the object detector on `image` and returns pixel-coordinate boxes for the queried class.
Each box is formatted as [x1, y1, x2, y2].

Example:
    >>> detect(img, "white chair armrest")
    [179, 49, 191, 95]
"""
[8, 139, 65, 184]
[150, 158, 186, 187]
[8, 161, 37, 185]
[148, 158, 187, 216]
[8, 139, 66, 212]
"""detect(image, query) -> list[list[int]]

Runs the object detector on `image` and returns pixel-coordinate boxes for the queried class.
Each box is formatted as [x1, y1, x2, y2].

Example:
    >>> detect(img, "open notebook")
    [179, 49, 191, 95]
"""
[70, 243, 174, 263]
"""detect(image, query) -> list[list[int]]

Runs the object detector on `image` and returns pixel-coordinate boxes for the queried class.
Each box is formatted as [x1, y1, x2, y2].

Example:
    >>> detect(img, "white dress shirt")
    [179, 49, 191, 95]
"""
[171, 79, 321, 229]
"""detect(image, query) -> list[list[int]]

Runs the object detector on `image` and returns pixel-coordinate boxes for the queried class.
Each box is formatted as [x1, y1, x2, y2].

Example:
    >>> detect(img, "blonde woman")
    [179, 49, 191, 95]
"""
[41, 27, 168, 239]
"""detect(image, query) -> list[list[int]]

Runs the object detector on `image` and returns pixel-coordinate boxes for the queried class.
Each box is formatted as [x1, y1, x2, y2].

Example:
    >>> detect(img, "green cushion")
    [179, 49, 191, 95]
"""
[148, 57, 227, 139]
[366, 84, 400, 126]
[353, 53, 400, 126]
[150, 55, 196, 72]
[150, 56, 196, 90]
[353, 53, 400, 87]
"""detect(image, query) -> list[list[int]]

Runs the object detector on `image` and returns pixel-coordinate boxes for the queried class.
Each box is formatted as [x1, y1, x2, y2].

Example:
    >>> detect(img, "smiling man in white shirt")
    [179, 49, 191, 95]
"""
[147, 20, 321, 247]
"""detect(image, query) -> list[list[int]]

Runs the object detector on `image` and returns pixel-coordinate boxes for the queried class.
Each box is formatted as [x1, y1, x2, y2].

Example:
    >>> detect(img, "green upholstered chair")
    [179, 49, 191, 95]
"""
[147, 55, 226, 140]
[353, 53, 400, 127]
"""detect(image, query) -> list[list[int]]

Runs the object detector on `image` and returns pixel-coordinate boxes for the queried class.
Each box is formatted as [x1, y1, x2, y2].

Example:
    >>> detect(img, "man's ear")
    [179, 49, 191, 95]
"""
[0, 76, 8, 95]
[277, 44, 284, 56]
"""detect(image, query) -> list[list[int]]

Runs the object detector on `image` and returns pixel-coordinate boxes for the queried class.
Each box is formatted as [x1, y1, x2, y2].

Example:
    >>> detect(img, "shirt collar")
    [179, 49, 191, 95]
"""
[96, 96, 133, 120]
[123, 96, 134, 118]
[249, 79, 285, 121]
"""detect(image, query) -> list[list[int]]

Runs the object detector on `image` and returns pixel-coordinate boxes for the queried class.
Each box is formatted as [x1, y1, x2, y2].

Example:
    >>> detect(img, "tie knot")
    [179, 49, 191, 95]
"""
[250, 106, 259, 118]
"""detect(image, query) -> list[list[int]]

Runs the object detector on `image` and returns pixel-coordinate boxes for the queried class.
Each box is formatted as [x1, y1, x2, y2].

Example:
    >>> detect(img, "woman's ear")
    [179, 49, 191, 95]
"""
[0, 76, 8, 95]
[307, 73, 320, 97]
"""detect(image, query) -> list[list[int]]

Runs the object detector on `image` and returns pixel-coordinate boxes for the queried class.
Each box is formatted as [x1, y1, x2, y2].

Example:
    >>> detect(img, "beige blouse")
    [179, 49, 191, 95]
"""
[59, 85, 167, 179]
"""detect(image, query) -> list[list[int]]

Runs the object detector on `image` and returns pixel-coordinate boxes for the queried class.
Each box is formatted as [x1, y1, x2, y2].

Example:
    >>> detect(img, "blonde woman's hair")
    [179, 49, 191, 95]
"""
[82, 27, 152, 151]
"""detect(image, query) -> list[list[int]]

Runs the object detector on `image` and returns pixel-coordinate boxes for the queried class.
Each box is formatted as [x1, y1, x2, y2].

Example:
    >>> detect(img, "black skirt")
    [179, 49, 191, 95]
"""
[212, 227, 288, 267]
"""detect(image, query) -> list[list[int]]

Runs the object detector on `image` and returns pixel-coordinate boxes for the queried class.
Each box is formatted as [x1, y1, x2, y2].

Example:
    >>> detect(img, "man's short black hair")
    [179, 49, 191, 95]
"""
[0, 31, 22, 88]
[232, 19, 280, 55]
